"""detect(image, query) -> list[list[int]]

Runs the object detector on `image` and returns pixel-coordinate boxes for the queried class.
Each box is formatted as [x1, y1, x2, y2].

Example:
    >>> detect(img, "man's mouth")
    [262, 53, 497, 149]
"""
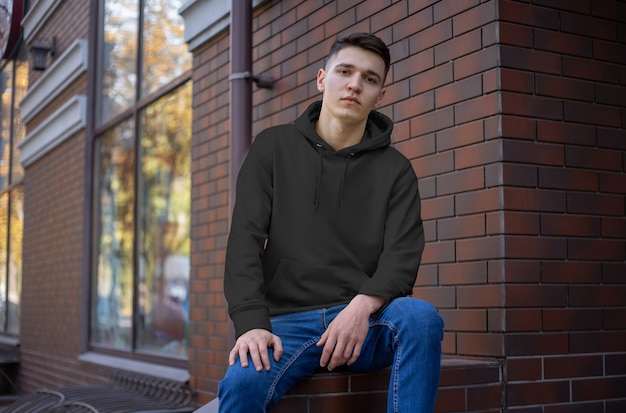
[342, 96, 360, 104]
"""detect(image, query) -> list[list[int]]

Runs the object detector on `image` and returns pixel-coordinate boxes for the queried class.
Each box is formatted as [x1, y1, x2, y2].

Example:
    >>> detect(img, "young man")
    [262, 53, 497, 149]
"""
[218, 33, 443, 413]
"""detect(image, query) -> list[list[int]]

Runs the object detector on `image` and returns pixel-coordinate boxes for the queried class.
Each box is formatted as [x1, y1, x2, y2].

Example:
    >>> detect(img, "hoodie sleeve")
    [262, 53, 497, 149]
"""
[358, 160, 424, 300]
[224, 132, 274, 338]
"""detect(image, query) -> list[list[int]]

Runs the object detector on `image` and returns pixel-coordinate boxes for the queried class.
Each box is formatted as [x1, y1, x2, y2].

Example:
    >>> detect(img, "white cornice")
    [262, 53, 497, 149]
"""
[19, 95, 87, 168]
[179, 0, 266, 51]
[22, 0, 64, 43]
[179, 0, 231, 51]
[20, 39, 88, 124]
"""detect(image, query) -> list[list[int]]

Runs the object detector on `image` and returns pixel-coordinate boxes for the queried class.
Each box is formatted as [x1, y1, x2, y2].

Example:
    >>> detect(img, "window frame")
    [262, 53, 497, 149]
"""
[0, 44, 27, 337]
[87, 0, 192, 368]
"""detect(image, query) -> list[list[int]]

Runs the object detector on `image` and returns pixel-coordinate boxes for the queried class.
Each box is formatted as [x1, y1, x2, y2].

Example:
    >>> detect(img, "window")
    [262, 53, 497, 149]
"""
[0, 45, 27, 336]
[92, 0, 191, 361]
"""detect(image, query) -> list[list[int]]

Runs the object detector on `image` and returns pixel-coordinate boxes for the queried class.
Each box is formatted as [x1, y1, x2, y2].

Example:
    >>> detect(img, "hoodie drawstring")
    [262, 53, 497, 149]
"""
[339, 153, 354, 204]
[314, 143, 323, 211]
[314, 144, 355, 210]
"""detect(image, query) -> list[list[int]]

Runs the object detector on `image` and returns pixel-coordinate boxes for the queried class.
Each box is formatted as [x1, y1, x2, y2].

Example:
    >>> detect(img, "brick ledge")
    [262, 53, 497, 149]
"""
[193, 357, 502, 413]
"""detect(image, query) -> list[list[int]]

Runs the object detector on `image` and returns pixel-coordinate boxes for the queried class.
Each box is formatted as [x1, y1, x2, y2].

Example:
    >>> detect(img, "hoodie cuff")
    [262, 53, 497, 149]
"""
[231, 307, 272, 339]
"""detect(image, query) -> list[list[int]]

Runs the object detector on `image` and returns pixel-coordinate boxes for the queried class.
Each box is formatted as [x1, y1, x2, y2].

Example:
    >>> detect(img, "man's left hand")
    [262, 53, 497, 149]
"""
[316, 294, 385, 371]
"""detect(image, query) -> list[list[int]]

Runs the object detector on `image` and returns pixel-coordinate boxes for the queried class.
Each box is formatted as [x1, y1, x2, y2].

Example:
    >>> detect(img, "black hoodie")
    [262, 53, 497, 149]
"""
[224, 101, 425, 338]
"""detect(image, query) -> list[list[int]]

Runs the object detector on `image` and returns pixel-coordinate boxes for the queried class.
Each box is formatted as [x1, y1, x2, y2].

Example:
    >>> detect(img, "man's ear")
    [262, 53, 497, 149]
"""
[374, 88, 386, 108]
[316, 68, 326, 92]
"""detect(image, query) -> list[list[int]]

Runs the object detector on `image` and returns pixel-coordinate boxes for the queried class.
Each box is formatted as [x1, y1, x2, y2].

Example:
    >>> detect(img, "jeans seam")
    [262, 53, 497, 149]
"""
[392, 338, 401, 413]
[263, 337, 319, 411]
[370, 319, 401, 413]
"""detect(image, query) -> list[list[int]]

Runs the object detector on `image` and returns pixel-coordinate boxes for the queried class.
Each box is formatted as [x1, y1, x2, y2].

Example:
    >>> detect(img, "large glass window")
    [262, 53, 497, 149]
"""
[98, 0, 191, 125]
[0, 45, 27, 336]
[93, 120, 135, 349]
[92, 0, 191, 360]
[136, 87, 191, 355]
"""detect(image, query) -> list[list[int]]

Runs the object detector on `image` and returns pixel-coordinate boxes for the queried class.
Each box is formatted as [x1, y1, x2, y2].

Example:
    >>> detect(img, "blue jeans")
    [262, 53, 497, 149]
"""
[217, 297, 443, 413]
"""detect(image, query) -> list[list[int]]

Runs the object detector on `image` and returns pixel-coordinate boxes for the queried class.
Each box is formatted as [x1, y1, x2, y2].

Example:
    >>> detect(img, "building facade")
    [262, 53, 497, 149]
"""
[0, 0, 624, 411]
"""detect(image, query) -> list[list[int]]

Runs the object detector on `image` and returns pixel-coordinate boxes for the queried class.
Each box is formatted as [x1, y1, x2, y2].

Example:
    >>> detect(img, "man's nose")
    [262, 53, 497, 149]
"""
[347, 74, 362, 92]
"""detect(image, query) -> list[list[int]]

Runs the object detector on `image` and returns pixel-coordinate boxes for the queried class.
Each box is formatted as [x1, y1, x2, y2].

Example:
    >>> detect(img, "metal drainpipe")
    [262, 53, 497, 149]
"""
[227, 0, 252, 349]
[229, 0, 252, 209]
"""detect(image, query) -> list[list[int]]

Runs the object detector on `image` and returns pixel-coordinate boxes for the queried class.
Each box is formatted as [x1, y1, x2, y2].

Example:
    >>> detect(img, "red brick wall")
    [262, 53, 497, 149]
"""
[16, 0, 624, 410]
[188, 30, 233, 398]
[189, 0, 626, 410]
[403, 0, 504, 358]
[497, 0, 626, 411]
[18, 0, 94, 394]
[20, 132, 93, 392]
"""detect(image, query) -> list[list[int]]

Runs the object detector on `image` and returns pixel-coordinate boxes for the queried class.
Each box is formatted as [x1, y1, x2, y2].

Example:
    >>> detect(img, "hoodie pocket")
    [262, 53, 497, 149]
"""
[265, 260, 368, 309]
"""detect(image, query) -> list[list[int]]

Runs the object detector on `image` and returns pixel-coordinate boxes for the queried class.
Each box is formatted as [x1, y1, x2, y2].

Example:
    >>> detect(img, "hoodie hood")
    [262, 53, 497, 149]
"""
[294, 101, 394, 209]
[294, 101, 393, 155]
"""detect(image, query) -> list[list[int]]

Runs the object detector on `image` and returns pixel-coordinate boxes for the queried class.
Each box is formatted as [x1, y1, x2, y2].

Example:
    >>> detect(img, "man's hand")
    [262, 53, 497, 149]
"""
[229, 328, 283, 372]
[316, 295, 385, 371]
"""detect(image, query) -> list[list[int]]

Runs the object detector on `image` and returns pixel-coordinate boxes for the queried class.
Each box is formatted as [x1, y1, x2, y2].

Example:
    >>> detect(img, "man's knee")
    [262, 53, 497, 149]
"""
[218, 365, 269, 400]
[387, 297, 444, 335]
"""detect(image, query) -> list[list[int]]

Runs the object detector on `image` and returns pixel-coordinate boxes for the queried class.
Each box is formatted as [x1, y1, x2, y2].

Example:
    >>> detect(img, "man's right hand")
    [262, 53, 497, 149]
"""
[229, 328, 283, 372]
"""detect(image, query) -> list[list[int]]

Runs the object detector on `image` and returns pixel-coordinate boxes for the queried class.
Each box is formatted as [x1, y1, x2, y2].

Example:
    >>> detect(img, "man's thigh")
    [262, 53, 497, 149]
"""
[219, 309, 328, 410]
[348, 297, 440, 371]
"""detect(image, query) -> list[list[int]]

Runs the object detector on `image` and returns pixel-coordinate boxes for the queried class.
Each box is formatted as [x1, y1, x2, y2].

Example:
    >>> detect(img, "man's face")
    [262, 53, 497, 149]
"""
[317, 46, 387, 124]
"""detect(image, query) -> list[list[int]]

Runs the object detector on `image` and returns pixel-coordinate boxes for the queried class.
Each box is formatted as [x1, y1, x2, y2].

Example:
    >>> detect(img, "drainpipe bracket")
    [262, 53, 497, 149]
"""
[229, 71, 274, 89]
[229, 71, 252, 80]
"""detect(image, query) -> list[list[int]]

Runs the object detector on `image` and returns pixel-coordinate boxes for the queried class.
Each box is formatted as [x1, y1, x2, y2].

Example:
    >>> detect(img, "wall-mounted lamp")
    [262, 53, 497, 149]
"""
[30, 37, 56, 71]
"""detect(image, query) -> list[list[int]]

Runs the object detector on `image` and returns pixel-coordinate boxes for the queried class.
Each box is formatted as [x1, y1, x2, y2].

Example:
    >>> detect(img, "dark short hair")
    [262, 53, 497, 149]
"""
[326, 33, 391, 81]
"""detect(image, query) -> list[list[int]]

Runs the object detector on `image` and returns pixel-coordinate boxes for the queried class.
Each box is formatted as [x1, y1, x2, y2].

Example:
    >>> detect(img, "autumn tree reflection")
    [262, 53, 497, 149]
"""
[92, 0, 191, 358]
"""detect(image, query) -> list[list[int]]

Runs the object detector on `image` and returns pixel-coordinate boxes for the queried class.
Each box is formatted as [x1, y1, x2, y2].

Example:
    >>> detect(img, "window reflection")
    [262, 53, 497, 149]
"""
[0, 193, 7, 330]
[100, 0, 139, 124]
[142, 0, 191, 97]
[92, 120, 136, 350]
[10, 49, 28, 184]
[137, 82, 191, 356]
[0, 45, 26, 336]
[94, 0, 191, 360]
[0, 61, 13, 192]
[100, 0, 191, 124]
[7, 187, 22, 334]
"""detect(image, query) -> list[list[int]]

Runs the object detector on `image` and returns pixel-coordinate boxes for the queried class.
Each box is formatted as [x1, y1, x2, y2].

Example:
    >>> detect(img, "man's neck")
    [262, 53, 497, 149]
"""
[316, 111, 367, 151]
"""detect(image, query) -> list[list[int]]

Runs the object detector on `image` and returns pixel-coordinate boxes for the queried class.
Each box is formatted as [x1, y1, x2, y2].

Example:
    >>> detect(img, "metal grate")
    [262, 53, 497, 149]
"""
[3, 371, 194, 413]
